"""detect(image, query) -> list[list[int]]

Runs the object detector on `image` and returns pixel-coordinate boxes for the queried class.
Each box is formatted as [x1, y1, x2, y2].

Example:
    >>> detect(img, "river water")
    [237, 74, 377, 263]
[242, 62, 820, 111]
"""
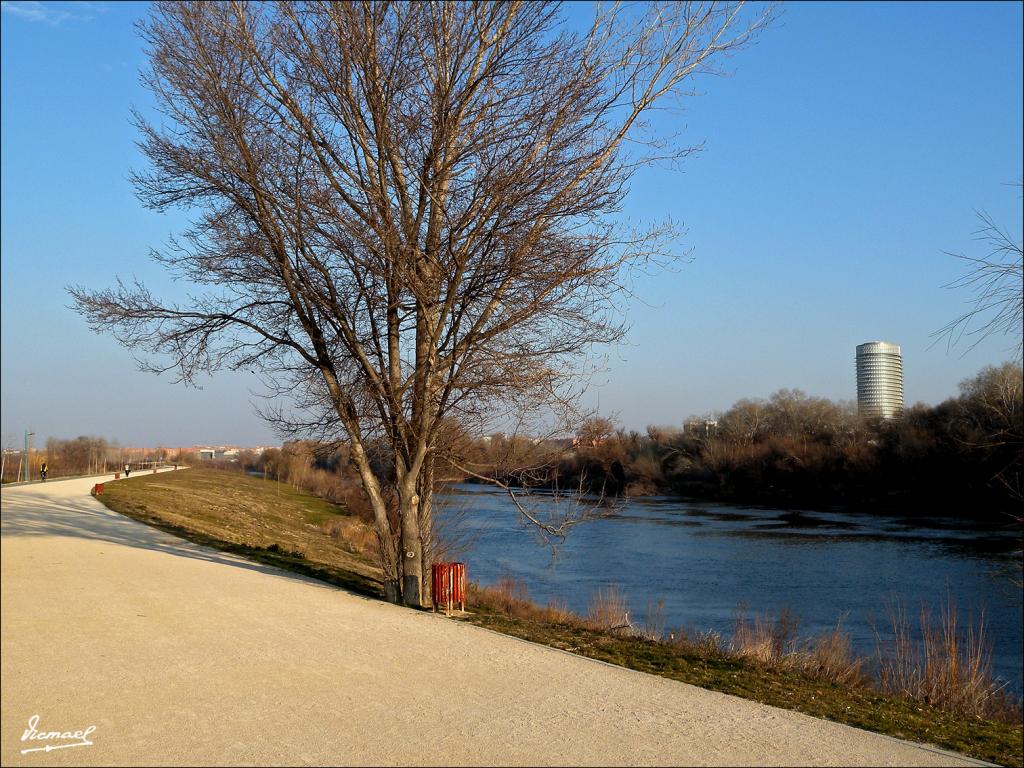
[437, 483, 1024, 695]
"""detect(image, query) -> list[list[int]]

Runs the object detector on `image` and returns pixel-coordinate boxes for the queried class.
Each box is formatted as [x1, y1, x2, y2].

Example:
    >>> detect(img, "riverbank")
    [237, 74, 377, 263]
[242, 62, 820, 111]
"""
[460, 474, 1024, 521]
[463, 583, 1022, 766]
[93, 468, 1023, 766]
[439, 481, 1023, 693]
[4, 474, 996, 767]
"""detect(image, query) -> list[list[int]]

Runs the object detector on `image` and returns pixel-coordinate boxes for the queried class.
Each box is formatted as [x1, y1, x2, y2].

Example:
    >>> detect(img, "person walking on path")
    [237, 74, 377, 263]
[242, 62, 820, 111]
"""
[124, 463, 131, 478]
[40, 463, 47, 482]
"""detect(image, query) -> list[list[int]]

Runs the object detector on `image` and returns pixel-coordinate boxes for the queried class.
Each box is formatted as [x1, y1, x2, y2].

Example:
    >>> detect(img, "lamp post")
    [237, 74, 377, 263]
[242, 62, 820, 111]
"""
[23, 429, 35, 483]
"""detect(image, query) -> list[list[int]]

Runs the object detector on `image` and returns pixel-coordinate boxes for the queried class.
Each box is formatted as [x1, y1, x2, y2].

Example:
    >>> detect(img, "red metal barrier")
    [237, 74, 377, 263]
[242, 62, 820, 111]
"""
[114, 472, 120, 480]
[432, 562, 467, 614]
[93, 483, 105, 495]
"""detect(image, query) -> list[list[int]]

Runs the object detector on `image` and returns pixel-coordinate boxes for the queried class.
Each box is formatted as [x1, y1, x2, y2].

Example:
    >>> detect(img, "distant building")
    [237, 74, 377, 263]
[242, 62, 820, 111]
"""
[683, 419, 718, 437]
[195, 447, 240, 461]
[186, 444, 276, 462]
[856, 341, 903, 419]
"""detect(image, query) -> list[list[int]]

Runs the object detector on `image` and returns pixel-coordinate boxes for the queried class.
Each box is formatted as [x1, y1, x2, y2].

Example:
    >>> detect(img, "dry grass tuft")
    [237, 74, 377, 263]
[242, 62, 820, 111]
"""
[489, 576, 532, 616]
[542, 596, 579, 625]
[728, 608, 866, 686]
[801, 618, 866, 686]
[667, 625, 729, 659]
[586, 585, 631, 631]
[470, 577, 583, 626]
[730, 605, 800, 665]
[642, 597, 667, 641]
[320, 516, 378, 555]
[873, 596, 1020, 722]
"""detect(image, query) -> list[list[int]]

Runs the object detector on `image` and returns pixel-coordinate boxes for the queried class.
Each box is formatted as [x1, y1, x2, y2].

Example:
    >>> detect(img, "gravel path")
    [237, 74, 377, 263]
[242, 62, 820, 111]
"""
[1, 474, 990, 766]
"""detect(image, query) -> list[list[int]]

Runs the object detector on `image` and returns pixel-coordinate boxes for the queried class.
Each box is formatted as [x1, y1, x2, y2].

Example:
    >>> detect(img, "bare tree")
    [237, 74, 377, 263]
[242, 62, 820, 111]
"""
[935, 182, 1024, 360]
[956, 362, 1024, 509]
[71, 1, 772, 607]
[958, 363, 1024, 446]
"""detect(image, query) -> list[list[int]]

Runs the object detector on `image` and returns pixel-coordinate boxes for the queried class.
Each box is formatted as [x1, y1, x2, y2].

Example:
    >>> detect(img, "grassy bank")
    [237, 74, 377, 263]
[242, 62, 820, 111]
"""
[98, 467, 381, 597]
[96, 468, 1022, 766]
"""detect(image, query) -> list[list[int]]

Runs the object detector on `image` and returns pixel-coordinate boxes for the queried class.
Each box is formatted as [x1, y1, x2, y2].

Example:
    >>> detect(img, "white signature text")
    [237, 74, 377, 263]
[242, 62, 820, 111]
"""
[20, 714, 96, 754]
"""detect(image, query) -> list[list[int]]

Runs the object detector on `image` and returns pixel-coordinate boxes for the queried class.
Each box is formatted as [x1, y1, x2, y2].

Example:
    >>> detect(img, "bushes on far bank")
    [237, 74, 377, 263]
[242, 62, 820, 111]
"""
[468, 362, 1023, 518]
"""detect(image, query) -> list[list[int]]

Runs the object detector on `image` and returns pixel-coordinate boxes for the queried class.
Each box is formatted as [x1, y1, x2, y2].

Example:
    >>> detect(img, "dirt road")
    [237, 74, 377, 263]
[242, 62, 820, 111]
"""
[0, 475, 988, 766]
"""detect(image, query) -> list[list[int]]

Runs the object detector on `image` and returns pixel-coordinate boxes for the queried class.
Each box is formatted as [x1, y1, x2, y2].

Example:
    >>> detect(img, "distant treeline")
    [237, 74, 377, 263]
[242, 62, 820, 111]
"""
[1, 437, 178, 483]
[466, 361, 1023, 518]
[226, 361, 1022, 519]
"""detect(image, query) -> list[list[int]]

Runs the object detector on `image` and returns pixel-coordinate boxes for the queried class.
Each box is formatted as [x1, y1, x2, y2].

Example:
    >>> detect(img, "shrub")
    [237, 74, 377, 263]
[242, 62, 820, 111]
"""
[587, 585, 631, 631]
[872, 596, 1019, 721]
[730, 605, 800, 666]
[321, 516, 378, 555]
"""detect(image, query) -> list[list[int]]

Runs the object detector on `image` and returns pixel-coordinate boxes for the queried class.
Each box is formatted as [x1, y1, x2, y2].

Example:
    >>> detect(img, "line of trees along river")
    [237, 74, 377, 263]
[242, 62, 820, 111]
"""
[455, 361, 1023, 519]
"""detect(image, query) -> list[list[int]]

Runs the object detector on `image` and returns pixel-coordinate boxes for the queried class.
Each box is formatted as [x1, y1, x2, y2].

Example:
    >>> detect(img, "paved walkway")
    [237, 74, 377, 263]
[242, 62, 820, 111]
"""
[1, 474, 989, 766]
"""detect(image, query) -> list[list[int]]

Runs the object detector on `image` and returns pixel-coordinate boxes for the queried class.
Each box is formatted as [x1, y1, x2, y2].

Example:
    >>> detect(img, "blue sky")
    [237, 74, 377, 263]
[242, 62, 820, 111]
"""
[2, 1, 1022, 448]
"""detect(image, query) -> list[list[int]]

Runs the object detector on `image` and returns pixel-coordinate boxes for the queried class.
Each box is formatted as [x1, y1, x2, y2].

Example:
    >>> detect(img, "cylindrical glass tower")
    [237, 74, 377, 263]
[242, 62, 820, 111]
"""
[856, 341, 903, 419]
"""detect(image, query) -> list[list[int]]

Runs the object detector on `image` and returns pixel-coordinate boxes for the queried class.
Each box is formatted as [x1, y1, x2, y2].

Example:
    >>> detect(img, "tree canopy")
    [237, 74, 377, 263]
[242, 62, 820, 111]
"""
[72, 0, 772, 606]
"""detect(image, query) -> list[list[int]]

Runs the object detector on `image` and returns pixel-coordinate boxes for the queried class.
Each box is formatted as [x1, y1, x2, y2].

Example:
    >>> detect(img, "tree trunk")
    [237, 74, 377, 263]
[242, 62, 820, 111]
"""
[347, 436, 401, 602]
[399, 482, 425, 608]
[418, 453, 435, 608]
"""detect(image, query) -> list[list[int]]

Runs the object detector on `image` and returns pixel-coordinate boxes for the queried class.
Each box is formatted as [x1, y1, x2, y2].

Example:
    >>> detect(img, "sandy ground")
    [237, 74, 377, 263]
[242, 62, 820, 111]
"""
[0, 473, 990, 767]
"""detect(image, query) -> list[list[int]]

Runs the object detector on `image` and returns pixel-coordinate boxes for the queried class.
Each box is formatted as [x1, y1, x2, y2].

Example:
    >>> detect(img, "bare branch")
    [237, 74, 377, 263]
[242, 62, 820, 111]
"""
[933, 182, 1024, 360]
